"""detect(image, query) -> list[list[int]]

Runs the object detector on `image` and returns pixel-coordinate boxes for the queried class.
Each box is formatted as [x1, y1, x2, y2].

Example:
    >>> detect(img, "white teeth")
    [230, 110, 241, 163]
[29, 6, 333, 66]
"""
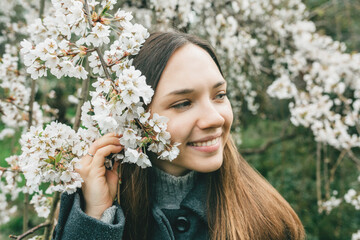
[190, 137, 220, 147]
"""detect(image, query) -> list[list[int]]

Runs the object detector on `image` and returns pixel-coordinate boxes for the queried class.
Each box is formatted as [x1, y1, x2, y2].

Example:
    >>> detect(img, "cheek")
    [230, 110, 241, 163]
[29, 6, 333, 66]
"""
[166, 115, 192, 143]
[221, 102, 233, 130]
[226, 109, 233, 128]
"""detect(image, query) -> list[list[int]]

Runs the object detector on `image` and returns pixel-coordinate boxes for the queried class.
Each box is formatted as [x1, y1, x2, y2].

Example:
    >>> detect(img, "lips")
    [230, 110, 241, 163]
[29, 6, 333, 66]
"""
[188, 137, 220, 147]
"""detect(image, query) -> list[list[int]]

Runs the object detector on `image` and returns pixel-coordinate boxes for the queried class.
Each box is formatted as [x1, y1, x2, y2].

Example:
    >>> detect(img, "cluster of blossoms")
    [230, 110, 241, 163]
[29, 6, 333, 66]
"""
[344, 187, 360, 210]
[82, 66, 180, 168]
[0, 45, 44, 135]
[319, 175, 360, 239]
[18, 0, 179, 189]
[344, 180, 360, 239]
[19, 122, 88, 194]
[318, 191, 342, 215]
[0, 0, 38, 44]
[352, 230, 360, 240]
[0, 179, 17, 225]
[30, 193, 52, 218]
[275, 27, 360, 150]
[21, 0, 149, 81]
[0, 156, 24, 224]
[319, 176, 360, 214]
[149, 0, 206, 29]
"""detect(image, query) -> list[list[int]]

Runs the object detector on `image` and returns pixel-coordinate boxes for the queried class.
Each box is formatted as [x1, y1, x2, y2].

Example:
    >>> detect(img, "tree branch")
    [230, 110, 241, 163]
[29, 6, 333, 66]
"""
[316, 142, 322, 211]
[0, 166, 22, 173]
[240, 132, 296, 155]
[329, 149, 346, 184]
[0, 98, 27, 112]
[42, 192, 61, 240]
[9, 222, 50, 240]
[23, 79, 37, 234]
[73, 60, 91, 131]
[347, 149, 360, 167]
[83, 0, 112, 80]
[307, 1, 334, 19]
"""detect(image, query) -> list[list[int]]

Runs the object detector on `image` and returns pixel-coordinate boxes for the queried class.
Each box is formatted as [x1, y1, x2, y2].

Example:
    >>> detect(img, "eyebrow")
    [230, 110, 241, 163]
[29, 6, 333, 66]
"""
[166, 80, 226, 96]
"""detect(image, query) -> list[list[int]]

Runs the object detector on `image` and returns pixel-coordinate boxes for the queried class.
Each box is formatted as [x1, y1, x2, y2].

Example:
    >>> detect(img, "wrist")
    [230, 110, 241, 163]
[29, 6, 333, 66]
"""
[85, 204, 110, 219]
[85, 208, 103, 219]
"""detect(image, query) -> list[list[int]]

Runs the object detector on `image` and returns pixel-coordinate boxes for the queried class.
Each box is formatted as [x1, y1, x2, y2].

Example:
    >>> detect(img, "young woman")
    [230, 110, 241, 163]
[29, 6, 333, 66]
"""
[53, 31, 305, 240]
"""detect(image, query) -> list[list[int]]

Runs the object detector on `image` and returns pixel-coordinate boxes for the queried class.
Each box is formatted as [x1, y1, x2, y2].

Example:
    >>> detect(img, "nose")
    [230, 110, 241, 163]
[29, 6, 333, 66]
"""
[196, 101, 225, 129]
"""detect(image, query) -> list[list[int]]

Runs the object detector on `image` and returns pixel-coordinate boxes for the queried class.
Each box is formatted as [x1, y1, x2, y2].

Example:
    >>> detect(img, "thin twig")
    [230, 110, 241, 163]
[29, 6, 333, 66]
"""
[337, 93, 360, 134]
[0, 98, 27, 112]
[323, 144, 330, 199]
[9, 222, 50, 240]
[83, 0, 112, 80]
[0, 166, 22, 173]
[347, 149, 360, 166]
[107, 52, 130, 68]
[22, 79, 37, 234]
[316, 142, 322, 211]
[73, 60, 91, 131]
[329, 150, 347, 184]
[307, 1, 334, 19]
[43, 192, 61, 240]
[39, 0, 45, 18]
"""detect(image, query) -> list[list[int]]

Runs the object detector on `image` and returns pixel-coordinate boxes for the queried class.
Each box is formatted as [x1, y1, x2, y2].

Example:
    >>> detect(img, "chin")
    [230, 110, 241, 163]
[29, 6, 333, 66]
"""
[192, 158, 223, 173]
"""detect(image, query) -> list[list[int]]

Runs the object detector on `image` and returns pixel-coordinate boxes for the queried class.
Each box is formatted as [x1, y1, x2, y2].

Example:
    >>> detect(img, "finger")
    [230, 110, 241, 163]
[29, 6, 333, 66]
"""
[91, 145, 123, 169]
[88, 135, 122, 156]
[108, 160, 120, 178]
[105, 161, 120, 183]
[76, 155, 92, 173]
[80, 134, 122, 172]
[104, 132, 121, 137]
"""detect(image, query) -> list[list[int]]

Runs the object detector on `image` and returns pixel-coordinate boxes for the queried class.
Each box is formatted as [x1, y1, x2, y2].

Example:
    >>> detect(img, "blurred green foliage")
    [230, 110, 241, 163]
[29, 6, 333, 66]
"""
[304, 0, 360, 51]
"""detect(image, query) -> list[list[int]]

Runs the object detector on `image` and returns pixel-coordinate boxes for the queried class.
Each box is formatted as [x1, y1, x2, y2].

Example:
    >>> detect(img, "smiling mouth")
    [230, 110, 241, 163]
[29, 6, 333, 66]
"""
[188, 137, 221, 147]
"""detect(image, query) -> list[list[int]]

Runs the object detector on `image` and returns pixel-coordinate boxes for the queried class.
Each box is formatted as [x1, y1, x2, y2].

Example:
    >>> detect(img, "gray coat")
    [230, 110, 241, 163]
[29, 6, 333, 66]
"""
[53, 173, 209, 240]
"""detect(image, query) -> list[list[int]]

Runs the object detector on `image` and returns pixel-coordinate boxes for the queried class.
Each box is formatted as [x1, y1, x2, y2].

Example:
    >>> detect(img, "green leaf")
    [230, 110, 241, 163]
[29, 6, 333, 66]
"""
[55, 152, 62, 164]
[100, 3, 111, 16]
[44, 158, 53, 164]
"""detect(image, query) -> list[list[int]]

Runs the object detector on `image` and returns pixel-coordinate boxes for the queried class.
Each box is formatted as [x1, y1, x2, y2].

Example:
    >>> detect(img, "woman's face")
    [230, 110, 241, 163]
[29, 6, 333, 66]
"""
[149, 43, 233, 176]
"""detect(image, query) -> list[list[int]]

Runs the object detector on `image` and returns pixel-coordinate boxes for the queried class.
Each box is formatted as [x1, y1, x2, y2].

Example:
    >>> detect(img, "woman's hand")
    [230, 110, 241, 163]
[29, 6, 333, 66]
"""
[76, 133, 123, 219]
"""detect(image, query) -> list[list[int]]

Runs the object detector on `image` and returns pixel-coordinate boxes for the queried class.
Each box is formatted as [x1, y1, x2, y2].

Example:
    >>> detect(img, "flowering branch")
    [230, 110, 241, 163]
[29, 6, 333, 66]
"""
[337, 93, 360, 134]
[0, 98, 27, 113]
[73, 61, 91, 131]
[0, 166, 22, 173]
[9, 222, 50, 240]
[83, 0, 111, 80]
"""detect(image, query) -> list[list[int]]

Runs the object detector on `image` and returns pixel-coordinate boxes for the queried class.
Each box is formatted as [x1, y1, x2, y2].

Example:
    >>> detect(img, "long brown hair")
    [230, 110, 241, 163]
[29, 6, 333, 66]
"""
[119, 31, 305, 240]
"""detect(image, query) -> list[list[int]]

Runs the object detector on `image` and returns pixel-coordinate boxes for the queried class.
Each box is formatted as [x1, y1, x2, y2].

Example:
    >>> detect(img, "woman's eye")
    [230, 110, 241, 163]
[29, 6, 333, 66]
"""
[215, 92, 227, 100]
[171, 101, 191, 109]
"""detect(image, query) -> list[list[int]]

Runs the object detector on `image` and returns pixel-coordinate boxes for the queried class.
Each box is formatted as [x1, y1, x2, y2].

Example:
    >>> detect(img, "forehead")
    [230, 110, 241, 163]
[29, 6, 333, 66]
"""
[155, 44, 224, 94]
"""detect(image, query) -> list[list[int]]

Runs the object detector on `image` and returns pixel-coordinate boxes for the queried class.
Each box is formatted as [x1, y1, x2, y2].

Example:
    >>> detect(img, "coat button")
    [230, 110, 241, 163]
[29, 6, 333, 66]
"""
[175, 216, 190, 232]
